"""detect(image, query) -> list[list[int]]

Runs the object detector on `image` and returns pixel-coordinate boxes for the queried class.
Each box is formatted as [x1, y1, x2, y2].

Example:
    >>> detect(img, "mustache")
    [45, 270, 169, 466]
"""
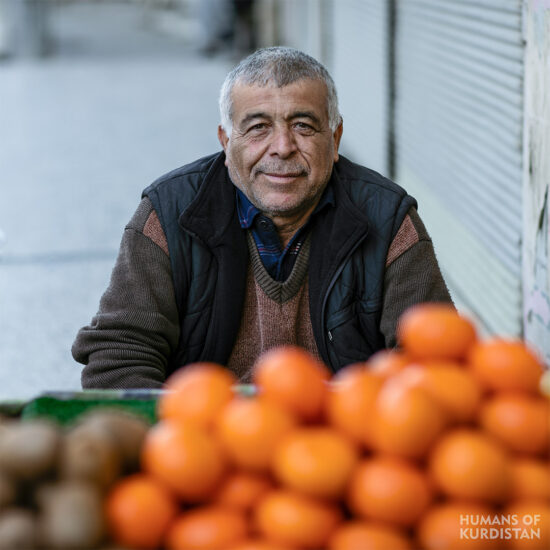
[254, 163, 309, 176]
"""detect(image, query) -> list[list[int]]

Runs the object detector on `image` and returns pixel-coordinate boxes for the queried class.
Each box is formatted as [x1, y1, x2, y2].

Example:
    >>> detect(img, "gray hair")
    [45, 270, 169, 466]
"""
[219, 46, 342, 134]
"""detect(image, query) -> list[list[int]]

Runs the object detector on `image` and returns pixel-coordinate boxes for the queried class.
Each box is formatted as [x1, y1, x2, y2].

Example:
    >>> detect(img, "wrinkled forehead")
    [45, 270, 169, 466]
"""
[230, 78, 330, 120]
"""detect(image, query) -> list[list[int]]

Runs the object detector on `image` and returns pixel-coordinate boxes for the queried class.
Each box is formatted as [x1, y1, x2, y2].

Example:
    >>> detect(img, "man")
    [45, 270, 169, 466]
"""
[73, 47, 452, 388]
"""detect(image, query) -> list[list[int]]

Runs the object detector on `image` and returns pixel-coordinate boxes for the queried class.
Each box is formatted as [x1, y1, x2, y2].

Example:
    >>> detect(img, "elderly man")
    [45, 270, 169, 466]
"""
[73, 47, 452, 388]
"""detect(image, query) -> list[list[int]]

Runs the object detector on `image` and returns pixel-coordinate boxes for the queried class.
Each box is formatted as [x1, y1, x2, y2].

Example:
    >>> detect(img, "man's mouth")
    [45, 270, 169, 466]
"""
[259, 170, 306, 182]
[255, 163, 308, 181]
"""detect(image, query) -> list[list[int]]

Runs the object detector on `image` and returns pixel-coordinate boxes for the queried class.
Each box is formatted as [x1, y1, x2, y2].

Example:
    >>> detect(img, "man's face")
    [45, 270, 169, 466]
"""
[218, 79, 343, 224]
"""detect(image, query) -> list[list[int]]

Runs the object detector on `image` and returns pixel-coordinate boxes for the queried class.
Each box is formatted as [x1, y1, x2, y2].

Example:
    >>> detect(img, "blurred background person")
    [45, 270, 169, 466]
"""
[198, 0, 256, 57]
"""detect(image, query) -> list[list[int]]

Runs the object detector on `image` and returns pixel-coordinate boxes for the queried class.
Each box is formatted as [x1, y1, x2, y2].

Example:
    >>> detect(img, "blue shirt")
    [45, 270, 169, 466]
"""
[236, 184, 335, 281]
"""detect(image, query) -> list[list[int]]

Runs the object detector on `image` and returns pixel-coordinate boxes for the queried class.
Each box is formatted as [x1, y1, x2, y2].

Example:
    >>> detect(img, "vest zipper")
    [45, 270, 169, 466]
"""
[320, 230, 369, 368]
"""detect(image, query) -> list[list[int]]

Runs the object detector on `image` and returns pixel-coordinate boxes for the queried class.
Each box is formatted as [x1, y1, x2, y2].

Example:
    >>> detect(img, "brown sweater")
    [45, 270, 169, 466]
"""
[72, 197, 451, 388]
[226, 232, 321, 382]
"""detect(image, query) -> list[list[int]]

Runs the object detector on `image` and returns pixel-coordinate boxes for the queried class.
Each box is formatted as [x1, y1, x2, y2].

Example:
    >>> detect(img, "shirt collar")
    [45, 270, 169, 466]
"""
[236, 188, 260, 229]
[235, 180, 335, 230]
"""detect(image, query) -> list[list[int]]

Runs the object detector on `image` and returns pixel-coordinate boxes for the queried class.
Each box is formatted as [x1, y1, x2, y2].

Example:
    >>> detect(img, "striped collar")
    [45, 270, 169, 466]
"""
[235, 182, 335, 281]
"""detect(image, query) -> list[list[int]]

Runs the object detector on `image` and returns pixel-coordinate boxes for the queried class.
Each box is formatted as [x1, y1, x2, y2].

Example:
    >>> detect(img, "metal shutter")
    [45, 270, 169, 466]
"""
[329, 0, 389, 174]
[395, 0, 524, 336]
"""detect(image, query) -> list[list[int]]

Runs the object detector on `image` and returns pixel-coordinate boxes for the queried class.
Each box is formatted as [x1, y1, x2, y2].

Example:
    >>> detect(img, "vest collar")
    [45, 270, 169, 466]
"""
[323, 162, 371, 247]
[178, 151, 237, 247]
[178, 152, 371, 253]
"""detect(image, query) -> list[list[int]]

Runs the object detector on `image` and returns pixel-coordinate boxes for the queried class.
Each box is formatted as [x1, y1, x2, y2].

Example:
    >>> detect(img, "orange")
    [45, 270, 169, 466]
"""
[346, 456, 433, 527]
[228, 540, 297, 550]
[254, 489, 343, 549]
[417, 501, 500, 550]
[142, 421, 226, 503]
[542, 370, 550, 397]
[510, 458, 550, 501]
[367, 349, 411, 378]
[105, 473, 179, 550]
[165, 505, 248, 550]
[271, 426, 359, 500]
[479, 393, 550, 456]
[397, 303, 477, 361]
[252, 345, 330, 422]
[216, 396, 296, 472]
[503, 501, 550, 550]
[468, 339, 544, 393]
[393, 361, 483, 423]
[212, 471, 274, 512]
[371, 377, 448, 459]
[429, 428, 512, 503]
[325, 363, 384, 445]
[158, 363, 237, 429]
[327, 521, 412, 550]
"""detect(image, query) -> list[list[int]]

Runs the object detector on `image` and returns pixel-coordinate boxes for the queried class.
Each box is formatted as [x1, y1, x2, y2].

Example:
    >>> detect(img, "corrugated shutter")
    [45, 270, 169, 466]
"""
[395, 0, 524, 336]
[328, 0, 389, 174]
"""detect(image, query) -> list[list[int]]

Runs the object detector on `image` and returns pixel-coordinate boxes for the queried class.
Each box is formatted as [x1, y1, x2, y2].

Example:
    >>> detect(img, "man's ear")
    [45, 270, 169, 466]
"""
[218, 125, 229, 151]
[333, 120, 343, 162]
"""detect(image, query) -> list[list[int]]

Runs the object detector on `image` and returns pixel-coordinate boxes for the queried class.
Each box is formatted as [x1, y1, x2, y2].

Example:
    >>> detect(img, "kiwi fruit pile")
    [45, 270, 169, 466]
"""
[0, 409, 150, 549]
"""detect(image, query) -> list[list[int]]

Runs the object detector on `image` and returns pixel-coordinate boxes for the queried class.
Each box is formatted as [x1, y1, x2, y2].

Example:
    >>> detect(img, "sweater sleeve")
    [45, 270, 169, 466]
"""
[380, 207, 454, 348]
[72, 197, 180, 389]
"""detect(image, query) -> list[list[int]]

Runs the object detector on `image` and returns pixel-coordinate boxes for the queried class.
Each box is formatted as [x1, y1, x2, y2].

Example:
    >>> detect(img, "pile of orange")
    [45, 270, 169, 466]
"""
[105, 303, 550, 550]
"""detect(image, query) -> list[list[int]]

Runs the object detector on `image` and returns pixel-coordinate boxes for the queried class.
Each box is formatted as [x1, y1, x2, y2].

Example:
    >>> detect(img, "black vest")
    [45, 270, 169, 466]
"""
[143, 152, 416, 374]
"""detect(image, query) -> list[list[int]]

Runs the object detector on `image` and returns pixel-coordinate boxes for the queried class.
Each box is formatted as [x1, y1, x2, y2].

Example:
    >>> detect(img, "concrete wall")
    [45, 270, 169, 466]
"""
[523, 0, 550, 364]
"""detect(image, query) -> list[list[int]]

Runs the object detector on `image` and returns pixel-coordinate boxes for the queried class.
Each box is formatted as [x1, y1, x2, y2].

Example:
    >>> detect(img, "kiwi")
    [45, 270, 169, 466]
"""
[59, 421, 122, 490]
[0, 508, 37, 549]
[0, 419, 61, 482]
[78, 409, 149, 472]
[0, 470, 17, 508]
[37, 481, 105, 549]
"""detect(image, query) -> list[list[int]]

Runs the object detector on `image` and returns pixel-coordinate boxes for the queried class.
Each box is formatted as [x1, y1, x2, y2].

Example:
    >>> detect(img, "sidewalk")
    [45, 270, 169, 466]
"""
[0, 1, 233, 400]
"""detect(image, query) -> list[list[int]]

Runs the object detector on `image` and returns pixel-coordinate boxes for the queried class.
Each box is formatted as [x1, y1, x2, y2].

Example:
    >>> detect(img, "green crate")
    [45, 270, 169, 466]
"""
[19, 390, 163, 426]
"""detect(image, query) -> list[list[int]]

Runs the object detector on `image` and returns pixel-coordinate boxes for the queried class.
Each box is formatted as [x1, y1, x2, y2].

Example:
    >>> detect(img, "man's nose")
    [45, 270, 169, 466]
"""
[268, 125, 297, 157]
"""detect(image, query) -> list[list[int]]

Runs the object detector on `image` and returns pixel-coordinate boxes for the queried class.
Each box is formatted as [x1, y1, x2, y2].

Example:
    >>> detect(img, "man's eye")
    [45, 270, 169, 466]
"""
[249, 123, 267, 132]
[294, 122, 315, 133]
